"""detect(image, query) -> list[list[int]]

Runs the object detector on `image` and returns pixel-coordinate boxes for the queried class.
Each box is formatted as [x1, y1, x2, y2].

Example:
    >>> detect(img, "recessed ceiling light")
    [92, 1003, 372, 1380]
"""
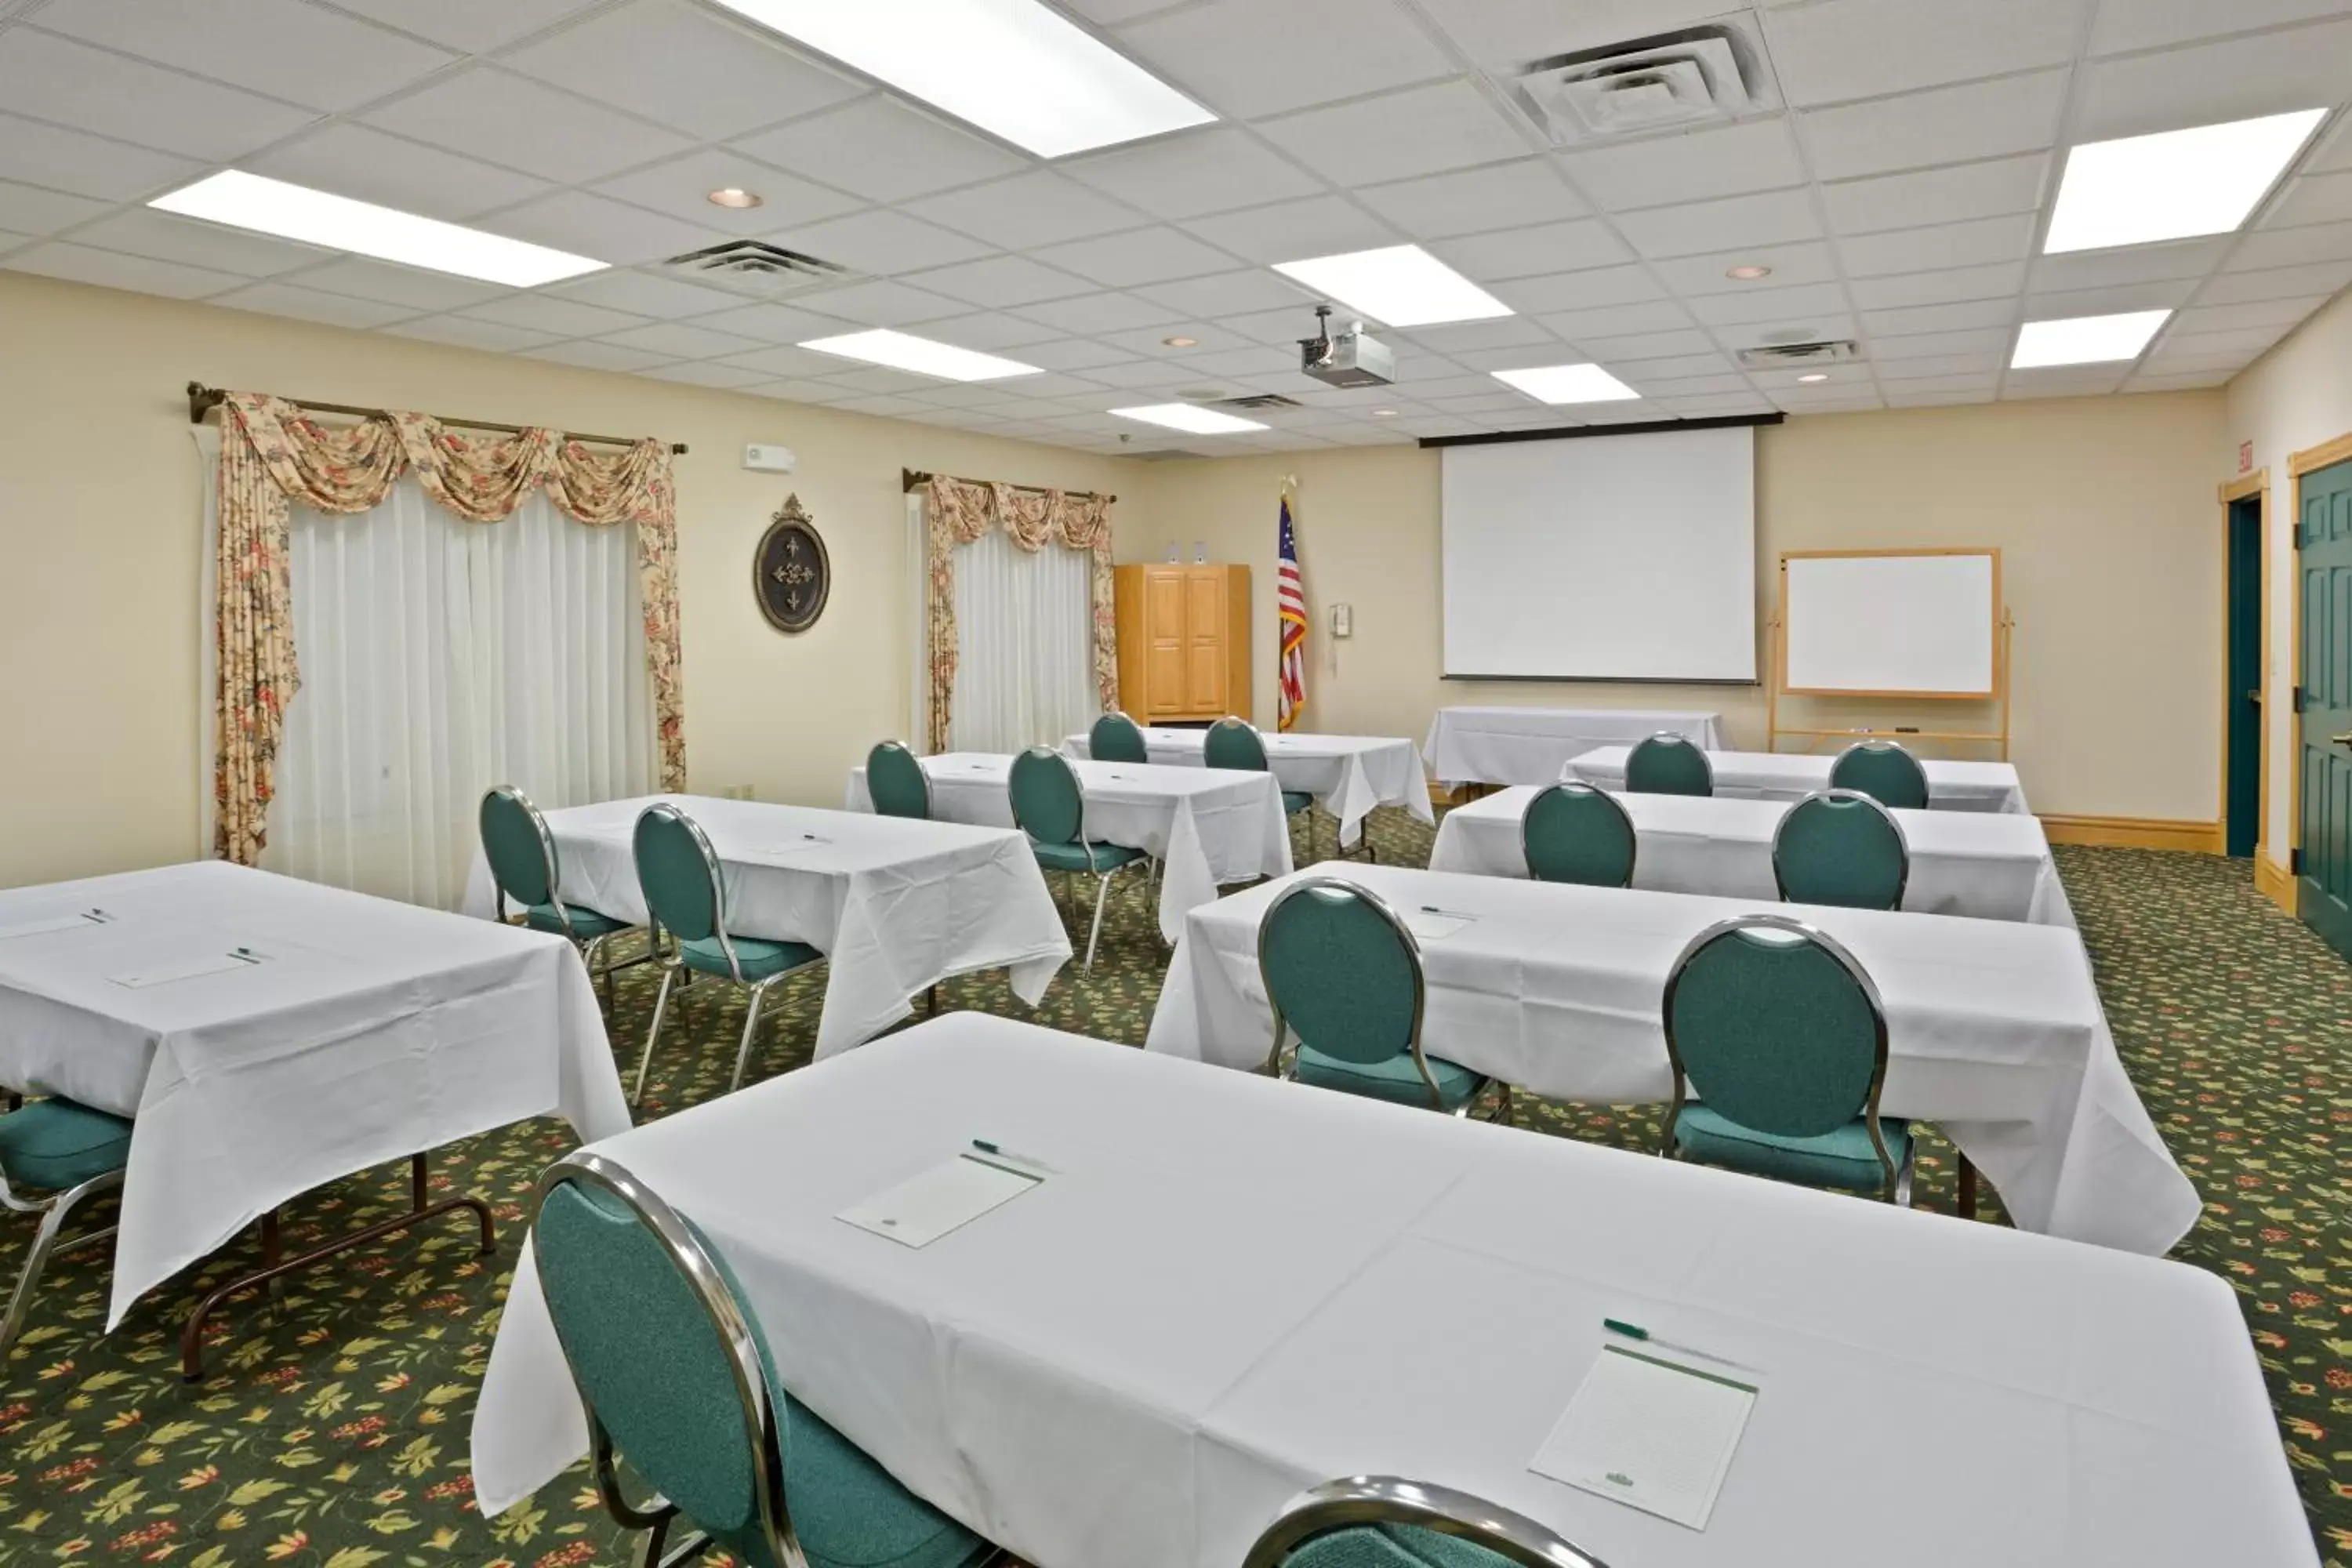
[1370, 408, 1399, 417]
[800, 328, 1040, 382]
[1162, 335, 1198, 347]
[709, 0, 1213, 158]
[2010, 310, 2172, 368]
[148, 170, 604, 288]
[1796, 372, 1829, 383]
[1112, 403, 1267, 434]
[2045, 109, 2327, 253]
[1726, 263, 1773, 280]
[706, 187, 763, 209]
[1272, 244, 1512, 328]
[1491, 364, 1641, 405]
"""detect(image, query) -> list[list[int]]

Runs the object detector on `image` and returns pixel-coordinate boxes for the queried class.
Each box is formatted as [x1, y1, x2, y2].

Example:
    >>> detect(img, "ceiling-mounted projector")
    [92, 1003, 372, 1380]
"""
[1298, 303, 1396, 388]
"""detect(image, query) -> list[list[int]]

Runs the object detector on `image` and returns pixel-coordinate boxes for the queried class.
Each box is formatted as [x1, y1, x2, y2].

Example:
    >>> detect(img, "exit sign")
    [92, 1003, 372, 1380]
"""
[2241, 440, 2255, 474]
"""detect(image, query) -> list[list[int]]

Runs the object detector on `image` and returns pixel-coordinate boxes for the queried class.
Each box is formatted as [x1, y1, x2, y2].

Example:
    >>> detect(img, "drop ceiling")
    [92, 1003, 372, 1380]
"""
[3, 0, 2350, 456]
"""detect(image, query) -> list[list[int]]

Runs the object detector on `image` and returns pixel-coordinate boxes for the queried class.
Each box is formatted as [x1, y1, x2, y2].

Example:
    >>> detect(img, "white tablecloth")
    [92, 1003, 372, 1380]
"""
[846, 754, 1292, 942]
[1146, 863, 2197, 1255]
[1568, 745, 2030, 814]
[1431, 786, 2075, 927]
[1424, 706, 1728, 787]
[1064, 728, 1434, 847]
[460, 795, 1070, 1056]
[472, 1015, 2307, 1568]
[0, 860, 627, 1329]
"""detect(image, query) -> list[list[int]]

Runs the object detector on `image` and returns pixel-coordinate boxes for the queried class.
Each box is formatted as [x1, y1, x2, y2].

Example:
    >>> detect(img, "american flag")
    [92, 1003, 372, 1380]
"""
[1277, 490, 1308, 731]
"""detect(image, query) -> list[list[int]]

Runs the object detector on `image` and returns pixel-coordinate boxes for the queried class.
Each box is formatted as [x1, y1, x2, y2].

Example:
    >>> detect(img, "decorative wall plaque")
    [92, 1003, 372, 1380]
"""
[753, 495, 829, 633]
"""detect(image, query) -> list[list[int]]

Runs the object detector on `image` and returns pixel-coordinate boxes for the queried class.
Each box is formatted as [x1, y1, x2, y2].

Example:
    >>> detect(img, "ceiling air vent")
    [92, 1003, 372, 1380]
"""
[1515, 23, 1778, 144]
[659, 239, 854, 299]
[1210, 393, 1305, 412]
[1736, 339, 1863, 369]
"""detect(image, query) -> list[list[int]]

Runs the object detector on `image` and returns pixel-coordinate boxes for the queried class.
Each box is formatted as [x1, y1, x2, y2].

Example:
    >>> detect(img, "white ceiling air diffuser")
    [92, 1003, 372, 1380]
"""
[659, 240, 855, 300]
[1515, 24, 1777, 144]
[1734, 339, 1862, 369]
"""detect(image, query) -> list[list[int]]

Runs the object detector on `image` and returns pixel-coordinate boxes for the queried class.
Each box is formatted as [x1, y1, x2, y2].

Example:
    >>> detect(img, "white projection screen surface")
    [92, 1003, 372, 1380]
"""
[1782, 551, 1998, 697]
[1439, 426, 1758, 681]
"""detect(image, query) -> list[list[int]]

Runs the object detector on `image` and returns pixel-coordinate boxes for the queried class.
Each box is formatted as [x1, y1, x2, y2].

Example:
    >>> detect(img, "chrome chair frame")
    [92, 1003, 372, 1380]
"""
[1518, 781, 1638, 887]
[0, 1158, 123, 1357]
[1769, 786, 1912, 909]
[1659, 912, 1913, 1204]
[1243, 1475, 1610, 1568]
[483, 784, 637, 1012]
[1208, 714, 1359, 866]
[1831, 738, 1931, 809]
[1624, 730, 1714, 795]
[866, 739, 931, 820]
[1011, 746, 1146, 974]
[631, 804, 823, 1106]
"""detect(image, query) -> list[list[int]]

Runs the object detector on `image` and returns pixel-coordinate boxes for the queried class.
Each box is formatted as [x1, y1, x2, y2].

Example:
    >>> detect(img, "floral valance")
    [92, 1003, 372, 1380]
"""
[924, 474, 1116, 752]
[214, 391, 684, 866]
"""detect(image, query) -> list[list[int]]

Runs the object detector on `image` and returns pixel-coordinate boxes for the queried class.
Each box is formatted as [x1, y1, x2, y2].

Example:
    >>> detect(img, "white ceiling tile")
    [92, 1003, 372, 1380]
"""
[1534, 300, 1698, 338]
[545, 269, 750, 320]
[732, 97, 1025, 206]
[2267, 171, 2352, 230]
[1798, 71, 2069, 183]
[713, 343, 854, 379]
[523, 339, 679, 372]
[1709, 314, 1857, 352]
[1651, 241, 1842, 295]
[1095, 320, 1258, 355]
[2091, 0, 2349, 53]
[0, 29, 316, 162]
[460, 294, 648, 338]
[210, 280, 419, 329]
[922, 310, 1073, 350]
[1399, 316, 1559, 354]
[1686, 281, 1849, 326]
[2028, 239, 2232, 292]
[2172, 297, 2329, 336]
[285, 255, 505, 310]
[789, 278, 967, 326]
[1871, 327, 2013, 362]
[2024, 279, 2200, 318]
[1821, 154, 2052, 237]
[246, 124, 554, 223]
[1865, 351, 2003, 376]
[1137, 268, 1321, 317]
[1014, 339, 1140, 372]
[2148, 325, 2288, 358]
[0, 179, 108, 235]
[1767, 387, 1886, 412]
[33, 0, 454, 111]
[1015, 291, 1188, 334]
[503, 0, 864, 140]
[1615, 189, 1824, 260]
[67, 209, 330, 277]
[363, 67, 696, 183]
[597, 321, 769, 359]
[1849, 261, 2027, 309]
[1560, 327, 1721, 361]
[774, 209, 994, 276]
[1117, 0, 1452, 118]
[1646, 391, 1777, 415]
[1861, 299, 2020, 336]
[2198, 260, 2352, 304]
[1254, 81, 1534, 187]
[1763, 0, 2080, 108]
[907, 172, 1145, 249]
[812, 365, 959, 396]
[1062, 125, 1324, 220]
[2002, 368, 2130, 399]
[683, 299, 861, 343]
[1429, 219, 1633, 281]
[2234, 219, 2352, 271]
[1559, 119, 1808, 213]
[1490, 264, 1665, 314]
[1031, 227, 1238, 287]
[595, 150, 864, 235]
[2305, 114, 2352, 175]
[1838, 214, 2035, 278]
[2126, 370, 2234, 391]
[833, 393, 950, 418]
[1169, 345, 1300, 379]
[1355, 159, 1587, 241]
[905, 255, 1098, 307]
[1076, 358, 1206, 389]
[1877, 371, 2004, 393]
[1620, 372, 1755, 396]
[0, 111, 202, 201]
[327, 0, 601, 52]
[2074, 20, 2352, 143]
[1181, 195, 1400, 264]
[638, 359, 775, 389]
[482, 190, 728, 267]
[384, 314, 559, 352]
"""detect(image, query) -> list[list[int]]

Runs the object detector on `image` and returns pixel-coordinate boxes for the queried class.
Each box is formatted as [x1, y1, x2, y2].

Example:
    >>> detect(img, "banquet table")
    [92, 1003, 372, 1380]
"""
[1424, 706, 1727, 787]
[1431, 785, 2074, 926]
[845, 753, 1292, 942]
[461, 794, 1070, 1056]
[1146, 863, 2196, 1256]
[1062, 727, 1432, 848]
[1568, 744, 2030, 813]
[0, 859, 627, 1331]
[471, 1014, 2307, 1568]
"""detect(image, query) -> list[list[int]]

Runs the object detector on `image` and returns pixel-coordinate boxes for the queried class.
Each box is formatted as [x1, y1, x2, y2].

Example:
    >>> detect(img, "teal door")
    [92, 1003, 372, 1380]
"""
[2228, 497, 2263, 858]
[2299, 459, 2352, 958]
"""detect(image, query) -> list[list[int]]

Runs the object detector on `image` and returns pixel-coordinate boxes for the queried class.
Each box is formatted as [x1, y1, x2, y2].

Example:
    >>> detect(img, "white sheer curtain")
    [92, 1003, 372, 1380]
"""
[264, 478, 652, 907]
[946, 524, 1096, 755]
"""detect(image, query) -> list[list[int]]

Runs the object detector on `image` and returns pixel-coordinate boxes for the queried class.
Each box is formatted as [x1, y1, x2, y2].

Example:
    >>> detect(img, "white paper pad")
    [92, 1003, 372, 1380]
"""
[0, 913, 104, 941]
[837, 1152, 1043, 1249]
[111, 951, 266, 989]
[1403, 909, 1475, 942]
[1530, 1345, 1758, 1530]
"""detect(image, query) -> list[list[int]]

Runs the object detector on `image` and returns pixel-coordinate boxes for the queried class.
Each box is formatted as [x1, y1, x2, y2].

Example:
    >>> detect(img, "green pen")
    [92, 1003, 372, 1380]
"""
[1602, 1318, 1759, 1372]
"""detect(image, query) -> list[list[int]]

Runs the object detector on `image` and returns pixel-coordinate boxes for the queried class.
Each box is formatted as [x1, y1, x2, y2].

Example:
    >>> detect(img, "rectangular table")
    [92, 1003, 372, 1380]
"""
[1146, 863, 2197, 1256]
[1424, 706, 1727, 788]
[471, 1014, 2309, 1568]
[846, 754, 1292, 942]
[1063, 728, 1433, 848]
[461, 794, 1070, 1056]
[0, 859, 628, 1333]
[1568, 745, 2029, 813]
[1432, 785, 2074, 926]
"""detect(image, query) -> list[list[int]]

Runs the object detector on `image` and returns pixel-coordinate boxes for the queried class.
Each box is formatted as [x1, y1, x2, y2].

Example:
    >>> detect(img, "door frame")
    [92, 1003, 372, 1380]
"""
[2220, 470, 2268, 862]
[2287, 432, 2352, 916]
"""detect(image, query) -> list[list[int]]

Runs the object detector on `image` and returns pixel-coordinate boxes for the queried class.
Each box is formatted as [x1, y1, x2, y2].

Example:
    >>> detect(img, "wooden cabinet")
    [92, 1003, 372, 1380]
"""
[1114, 564, 1250, 724]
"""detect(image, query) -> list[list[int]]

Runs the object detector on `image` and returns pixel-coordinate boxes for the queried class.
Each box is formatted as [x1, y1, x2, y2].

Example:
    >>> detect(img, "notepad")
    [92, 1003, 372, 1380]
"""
[837, 1152, 1043, 1249]
[111, 950, 266, 989]
[0, 913, 105, 941]
[1530, 1345, 1758, 1530]
[1403, 909, 1475, 942]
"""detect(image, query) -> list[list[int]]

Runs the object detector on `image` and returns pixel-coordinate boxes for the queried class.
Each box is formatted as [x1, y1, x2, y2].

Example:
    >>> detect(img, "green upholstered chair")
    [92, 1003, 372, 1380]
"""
[1243, 1475, 1609, 1568]
[1830, 739, 1930, 811]
[1088, 711, 1150, 764]
[1519, 782, 1636, 887]
[866, 741, 931, 821]
[1206, 715, 1330, 862]
[0, 1096, 132, 1356]
[1771, 789, 1910, 911]
[1257, 877, 1504, 1120]
[480, 785, 634, 1011]
[1623, 732, 1712, 796]
[532, 1151, 996, 1568]
[1661, 913, 1913, 1204]
[1008, 746, 1144, 973]
[632, 803, 824, 1107]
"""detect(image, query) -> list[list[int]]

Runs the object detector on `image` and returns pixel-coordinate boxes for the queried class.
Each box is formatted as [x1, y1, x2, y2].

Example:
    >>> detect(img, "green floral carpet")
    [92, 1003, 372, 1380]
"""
[0, 822, 2339, 1565]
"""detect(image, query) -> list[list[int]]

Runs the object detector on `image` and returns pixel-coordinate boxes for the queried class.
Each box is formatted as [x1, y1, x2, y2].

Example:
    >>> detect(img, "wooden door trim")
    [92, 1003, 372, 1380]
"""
[2220, 473, 2269, 863]
[2292, 434, 2352, 476]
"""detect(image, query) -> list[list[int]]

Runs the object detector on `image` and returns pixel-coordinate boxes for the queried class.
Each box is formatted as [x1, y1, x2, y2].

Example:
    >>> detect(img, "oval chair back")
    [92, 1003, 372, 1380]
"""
[1519, 782, 1636, 887]
[1258, 877, 1425, 1070]
[1008, 746, 1087, 848]
[866, 740, 931, 820]
[1772, 788, 1909, 910]
[634, 803, 742, 977]
[1089, 711, 1150, 764]
[1623, 732, 1712, 796]
[1243, 1475, 1610, 1568]
[1829, 739, 1929, 810]
[481, 785, 563, 920]
[1203, 714, 1271, 773]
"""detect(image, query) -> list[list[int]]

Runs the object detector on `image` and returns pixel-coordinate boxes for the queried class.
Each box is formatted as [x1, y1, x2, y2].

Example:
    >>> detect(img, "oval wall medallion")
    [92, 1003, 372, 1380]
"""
[753, 495, 829, 633]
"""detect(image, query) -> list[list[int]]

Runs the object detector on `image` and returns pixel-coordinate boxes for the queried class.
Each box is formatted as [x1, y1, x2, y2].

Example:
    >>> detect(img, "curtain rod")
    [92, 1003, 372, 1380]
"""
[187, 383, 688, 455]
[902, 466, 1114, 505]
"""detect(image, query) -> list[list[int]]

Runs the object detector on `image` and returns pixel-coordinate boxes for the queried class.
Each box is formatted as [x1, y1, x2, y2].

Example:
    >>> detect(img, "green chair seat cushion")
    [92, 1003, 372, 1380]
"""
[1294, 1045, 1486, 1111]
[728, 1398, 992, 1568]
[0, 1098, 133, 1190]
[1283, 1523, 1523, 1567]
[679, 934, 822, 982]
[1030, 840, 1143, 874]
[1674, 1104, 1911, 1192]
[1281, 790, 1315, 816]
[524, 901, 628, 939]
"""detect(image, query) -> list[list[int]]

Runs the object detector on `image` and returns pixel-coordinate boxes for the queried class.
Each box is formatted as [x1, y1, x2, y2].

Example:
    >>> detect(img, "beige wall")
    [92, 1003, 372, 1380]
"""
[1130, 392, 2229, 822]
[0, 270, 1142, 887]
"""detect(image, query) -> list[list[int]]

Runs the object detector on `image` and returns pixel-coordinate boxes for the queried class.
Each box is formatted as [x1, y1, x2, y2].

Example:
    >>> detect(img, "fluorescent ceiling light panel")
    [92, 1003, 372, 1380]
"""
[1112, 403, 1267, 434]
[1272, 245, 1513, 328]
[2045, 109, 2327, 253]
[148, 170, 604, 288]
[709, 0, 1213, 158]
[2010, 310, 2170, 368]
[1492, 364, 1641, 405]
[800, 328, 1040, 381]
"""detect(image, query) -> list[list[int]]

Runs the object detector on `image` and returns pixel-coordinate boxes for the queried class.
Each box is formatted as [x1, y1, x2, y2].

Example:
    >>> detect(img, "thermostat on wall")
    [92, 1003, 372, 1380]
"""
[743, 443, 798, 473]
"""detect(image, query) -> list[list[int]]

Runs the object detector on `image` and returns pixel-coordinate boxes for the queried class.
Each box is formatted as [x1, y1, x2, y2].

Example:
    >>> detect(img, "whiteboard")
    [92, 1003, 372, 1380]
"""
[1782, 551, 1998, 697]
